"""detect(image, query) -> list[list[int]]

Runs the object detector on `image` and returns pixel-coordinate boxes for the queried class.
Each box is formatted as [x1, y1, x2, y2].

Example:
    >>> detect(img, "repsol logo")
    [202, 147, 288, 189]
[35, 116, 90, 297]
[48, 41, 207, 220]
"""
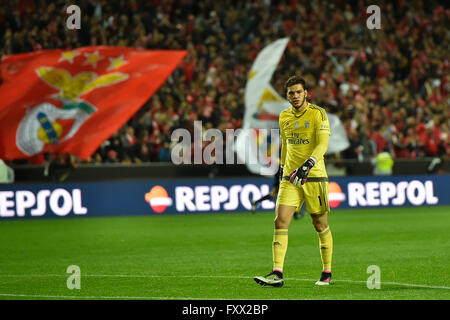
[175, 184, 272, 212]
[0, 189, 87, 218]
[347, 180, 439, 207]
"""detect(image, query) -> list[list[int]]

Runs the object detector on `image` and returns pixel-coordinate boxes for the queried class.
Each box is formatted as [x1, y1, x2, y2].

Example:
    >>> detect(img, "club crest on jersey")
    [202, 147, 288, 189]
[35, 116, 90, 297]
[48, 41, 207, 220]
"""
[304, 120, 310, 128]
[294, 121, 299, 129]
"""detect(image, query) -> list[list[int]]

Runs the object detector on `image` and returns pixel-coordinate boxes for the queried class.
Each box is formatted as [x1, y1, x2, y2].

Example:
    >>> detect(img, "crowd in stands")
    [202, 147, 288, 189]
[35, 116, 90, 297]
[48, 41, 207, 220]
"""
[1, 0, 448, 169]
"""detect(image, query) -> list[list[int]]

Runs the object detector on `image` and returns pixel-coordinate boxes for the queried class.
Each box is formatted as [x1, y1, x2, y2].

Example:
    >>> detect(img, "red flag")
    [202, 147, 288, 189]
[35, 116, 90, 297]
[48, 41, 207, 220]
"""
[0, 46, 186, 160]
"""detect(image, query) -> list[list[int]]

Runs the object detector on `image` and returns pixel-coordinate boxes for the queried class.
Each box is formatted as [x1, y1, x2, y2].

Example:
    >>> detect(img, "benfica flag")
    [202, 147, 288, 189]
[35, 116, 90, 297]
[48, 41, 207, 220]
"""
[0, 46, 186, 160]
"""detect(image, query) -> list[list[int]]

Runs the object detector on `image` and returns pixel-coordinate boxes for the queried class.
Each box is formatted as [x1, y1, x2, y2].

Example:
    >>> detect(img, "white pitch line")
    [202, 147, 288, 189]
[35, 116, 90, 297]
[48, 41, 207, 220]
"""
[0, 274, 448, 290]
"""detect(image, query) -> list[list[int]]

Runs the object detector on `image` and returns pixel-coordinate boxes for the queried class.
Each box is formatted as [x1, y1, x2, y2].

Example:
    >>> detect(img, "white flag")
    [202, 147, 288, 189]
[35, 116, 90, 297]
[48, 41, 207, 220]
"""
[236, 38, 290, 176]
[243, 37, 290, 130]
[236, 37, 349, 176]
[326, 113, 350, 154]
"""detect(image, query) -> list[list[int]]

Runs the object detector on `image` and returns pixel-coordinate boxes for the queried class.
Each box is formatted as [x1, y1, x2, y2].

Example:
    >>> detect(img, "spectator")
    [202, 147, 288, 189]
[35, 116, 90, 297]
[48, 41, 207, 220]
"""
[371, 148, 394, 176]
[106, 149, 119, 163]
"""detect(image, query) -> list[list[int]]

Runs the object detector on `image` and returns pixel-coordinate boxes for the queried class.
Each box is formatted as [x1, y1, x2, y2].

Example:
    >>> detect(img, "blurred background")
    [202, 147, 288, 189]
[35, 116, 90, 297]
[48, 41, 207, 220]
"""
[0, 0, 448, 188]
[1, 1, 449, 302]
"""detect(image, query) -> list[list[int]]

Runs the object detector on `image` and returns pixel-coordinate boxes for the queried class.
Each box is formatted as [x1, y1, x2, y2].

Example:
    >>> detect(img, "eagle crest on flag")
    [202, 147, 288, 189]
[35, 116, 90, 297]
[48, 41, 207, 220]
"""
[16, 66, 129, 156]
[0, 47, 186, 160]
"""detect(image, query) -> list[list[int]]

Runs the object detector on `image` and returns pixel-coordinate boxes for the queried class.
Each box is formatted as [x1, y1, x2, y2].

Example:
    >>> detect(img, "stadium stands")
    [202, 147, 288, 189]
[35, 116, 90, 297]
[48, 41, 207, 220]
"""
[1, 0, 448, 167]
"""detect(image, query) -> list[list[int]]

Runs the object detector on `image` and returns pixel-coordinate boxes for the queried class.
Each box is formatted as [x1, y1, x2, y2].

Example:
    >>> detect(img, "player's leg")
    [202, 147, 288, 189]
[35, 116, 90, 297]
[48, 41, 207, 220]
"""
[250, 193, 271, 213]
[272, 179, 302, 274]
[270, 185, 279, 198]
[311, 213, 332, 268]
[250, 186, 278, 213]
[254, 181, 301, 287]
[253, 203, 297, 287]
[311, 213, 333, 285]
[293, 205, 306, 220]
[272, 203, 297, 271]
[311, 211, 329, 232]
[305, 181, 333, 285]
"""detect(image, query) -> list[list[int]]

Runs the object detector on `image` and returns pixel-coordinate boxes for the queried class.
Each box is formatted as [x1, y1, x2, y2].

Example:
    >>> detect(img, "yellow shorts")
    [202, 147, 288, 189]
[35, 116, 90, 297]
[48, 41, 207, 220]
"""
[276, 179, 330, 214]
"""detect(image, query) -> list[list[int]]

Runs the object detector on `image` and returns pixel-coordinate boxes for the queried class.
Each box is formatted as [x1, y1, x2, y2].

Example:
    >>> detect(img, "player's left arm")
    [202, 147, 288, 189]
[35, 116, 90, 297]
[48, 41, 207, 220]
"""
[289, 109, 330, 186]
[310, 134, 330, 163]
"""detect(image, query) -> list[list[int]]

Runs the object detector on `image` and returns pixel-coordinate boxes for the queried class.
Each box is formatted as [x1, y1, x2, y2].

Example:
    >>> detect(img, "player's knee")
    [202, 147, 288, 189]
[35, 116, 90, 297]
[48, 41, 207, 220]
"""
[312, 218, 328, 232]
[274, 215, 289, 229]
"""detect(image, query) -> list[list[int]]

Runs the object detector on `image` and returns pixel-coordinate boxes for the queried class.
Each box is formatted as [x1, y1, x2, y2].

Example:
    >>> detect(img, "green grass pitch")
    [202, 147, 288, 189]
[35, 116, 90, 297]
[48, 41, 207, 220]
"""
[0, 206, 449, 300]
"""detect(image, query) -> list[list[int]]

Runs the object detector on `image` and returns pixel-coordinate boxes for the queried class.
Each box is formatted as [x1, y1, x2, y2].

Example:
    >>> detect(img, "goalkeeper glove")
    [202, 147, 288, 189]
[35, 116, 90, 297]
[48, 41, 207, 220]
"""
[289, 157, 316, 186]
[279, 165, 284, 184]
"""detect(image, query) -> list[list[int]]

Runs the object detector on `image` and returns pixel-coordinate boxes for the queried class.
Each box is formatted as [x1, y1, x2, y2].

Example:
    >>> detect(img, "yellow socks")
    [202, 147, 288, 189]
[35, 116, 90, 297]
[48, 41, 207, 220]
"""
[272, 229, 288, 273]
[272, 227, 332, 273]
[318, 226, 333, 271]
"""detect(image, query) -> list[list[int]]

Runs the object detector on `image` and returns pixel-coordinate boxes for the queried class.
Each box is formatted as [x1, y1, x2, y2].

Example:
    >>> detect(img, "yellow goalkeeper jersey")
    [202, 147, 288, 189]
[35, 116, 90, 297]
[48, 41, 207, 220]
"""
[279, 102, 330, 178]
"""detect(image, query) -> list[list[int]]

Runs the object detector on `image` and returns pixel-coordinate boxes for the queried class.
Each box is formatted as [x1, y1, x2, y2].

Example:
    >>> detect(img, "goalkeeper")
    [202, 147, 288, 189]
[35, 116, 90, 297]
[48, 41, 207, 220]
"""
[249, 166, 304, 220]
[254, 76, 333, 287]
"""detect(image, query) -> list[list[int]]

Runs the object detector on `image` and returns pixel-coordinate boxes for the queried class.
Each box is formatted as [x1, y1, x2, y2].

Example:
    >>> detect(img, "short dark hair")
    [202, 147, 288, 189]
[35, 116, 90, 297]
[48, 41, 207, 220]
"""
[284, 76, 306, 94]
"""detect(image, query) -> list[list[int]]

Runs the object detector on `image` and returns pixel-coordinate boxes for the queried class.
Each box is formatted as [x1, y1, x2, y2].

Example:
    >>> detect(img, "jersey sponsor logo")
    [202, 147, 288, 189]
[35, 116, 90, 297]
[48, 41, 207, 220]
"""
[287, 132, 310, 145]
[287, 138, 310, 144]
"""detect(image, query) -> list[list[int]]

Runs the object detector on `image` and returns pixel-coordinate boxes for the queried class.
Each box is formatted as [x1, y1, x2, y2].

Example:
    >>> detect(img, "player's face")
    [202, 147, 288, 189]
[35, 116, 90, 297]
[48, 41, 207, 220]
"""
[287, 84, 307, 111]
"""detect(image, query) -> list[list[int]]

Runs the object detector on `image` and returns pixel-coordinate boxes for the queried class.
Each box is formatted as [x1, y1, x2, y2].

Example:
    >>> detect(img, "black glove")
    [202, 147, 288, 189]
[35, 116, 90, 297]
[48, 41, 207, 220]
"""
[289, 158, 316, 186]
[279, 165, 284, 184]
